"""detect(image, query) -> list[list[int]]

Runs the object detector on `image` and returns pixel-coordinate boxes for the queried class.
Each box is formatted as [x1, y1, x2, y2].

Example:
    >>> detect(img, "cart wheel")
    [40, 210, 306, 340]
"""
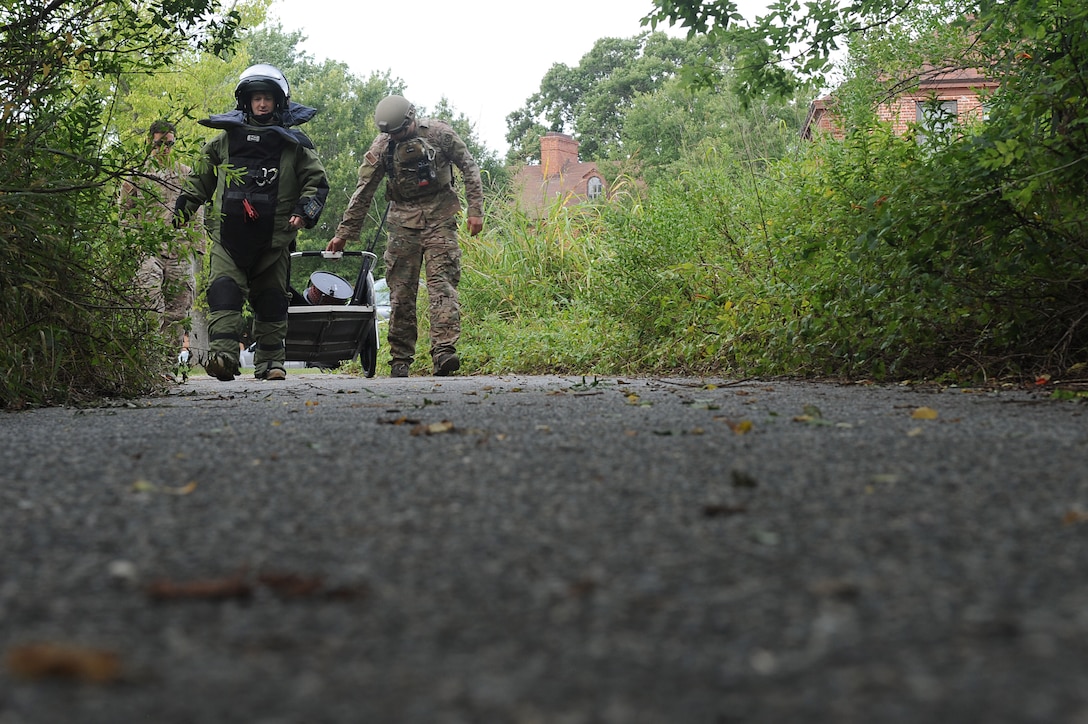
[358, 319, 378, 378]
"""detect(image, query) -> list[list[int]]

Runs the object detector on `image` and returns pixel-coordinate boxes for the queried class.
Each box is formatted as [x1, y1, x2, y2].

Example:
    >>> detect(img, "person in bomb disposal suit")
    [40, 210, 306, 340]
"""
[326, 95, 483, 377]
[174, 64, 329, 381]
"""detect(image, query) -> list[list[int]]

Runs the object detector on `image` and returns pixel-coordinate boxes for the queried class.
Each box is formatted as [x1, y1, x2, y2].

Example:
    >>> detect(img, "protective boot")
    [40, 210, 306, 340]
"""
[433, 352, 459, 377]
[258, 367, 286, 381]
[204, 352, 239, 382]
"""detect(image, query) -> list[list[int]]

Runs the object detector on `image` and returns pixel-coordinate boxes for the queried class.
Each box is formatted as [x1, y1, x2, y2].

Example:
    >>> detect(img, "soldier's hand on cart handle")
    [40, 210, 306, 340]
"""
[467, 216, 483, 236]
[326, 236, 347, 253]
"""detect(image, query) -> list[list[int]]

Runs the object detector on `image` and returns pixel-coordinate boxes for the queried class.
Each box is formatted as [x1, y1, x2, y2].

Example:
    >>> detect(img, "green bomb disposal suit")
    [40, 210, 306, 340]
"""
[176, 104, 328, 377]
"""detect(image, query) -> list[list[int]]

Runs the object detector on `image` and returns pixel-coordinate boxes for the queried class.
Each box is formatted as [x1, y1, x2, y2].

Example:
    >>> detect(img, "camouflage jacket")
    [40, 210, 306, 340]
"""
[335, 118, 484, 238]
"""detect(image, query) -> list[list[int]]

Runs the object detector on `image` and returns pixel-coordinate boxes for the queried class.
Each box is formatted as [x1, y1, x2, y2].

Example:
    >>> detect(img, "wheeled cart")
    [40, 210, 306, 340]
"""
[284, 250, 380, 377]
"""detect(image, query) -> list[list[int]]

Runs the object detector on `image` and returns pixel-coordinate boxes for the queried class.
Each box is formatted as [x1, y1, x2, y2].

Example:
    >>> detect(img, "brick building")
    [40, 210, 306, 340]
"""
[512, 132, 607, 214]
[802, 66, 998, 140]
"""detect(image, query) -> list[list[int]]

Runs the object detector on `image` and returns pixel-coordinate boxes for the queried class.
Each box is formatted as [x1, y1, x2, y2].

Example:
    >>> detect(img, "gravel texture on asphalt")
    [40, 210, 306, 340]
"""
[1, 373, 1087, 723]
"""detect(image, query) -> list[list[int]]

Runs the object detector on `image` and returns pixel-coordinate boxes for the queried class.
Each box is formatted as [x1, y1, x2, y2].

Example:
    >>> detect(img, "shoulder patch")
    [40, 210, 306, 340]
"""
[364, 150, 379, 166]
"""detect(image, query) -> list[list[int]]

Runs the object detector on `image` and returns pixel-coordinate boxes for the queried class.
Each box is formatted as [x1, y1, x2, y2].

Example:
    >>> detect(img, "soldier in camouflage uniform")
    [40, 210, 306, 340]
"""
[327, 95, 484, 377]
[175, 64, 329, 382]
[119, 120, 205, 376]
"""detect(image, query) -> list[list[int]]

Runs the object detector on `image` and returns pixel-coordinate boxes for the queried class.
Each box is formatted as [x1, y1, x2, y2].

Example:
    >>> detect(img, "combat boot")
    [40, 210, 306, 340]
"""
[258, 367, 286, 381]
[390, 362, 409, 378]
[433, 352, 460, 377]
[204, 352, 239, 382]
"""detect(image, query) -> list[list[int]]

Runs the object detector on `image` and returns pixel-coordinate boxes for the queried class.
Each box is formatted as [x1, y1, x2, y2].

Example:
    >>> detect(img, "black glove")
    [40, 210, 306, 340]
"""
[293, 197, 325, 229]
[172, 196, 192, 229]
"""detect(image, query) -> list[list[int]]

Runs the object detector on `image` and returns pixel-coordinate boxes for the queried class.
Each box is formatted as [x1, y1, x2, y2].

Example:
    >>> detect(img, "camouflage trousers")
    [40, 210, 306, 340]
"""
[136, 253, 195, 349]
[383, 218, 462, 366]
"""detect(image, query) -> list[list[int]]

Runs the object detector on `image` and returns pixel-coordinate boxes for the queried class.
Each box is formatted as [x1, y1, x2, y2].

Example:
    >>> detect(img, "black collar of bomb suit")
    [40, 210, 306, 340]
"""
[198, 102, 318, 150]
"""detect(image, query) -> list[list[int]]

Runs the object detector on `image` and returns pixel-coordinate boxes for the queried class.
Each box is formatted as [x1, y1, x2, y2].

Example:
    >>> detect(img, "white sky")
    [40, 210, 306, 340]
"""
[266, 0, 705, 156]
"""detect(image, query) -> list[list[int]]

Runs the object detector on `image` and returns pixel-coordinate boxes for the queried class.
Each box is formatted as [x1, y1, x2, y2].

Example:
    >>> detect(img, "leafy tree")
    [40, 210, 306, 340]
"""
[504, 107, 548, 167]
[505, 32, 713, 164]
[642, 0, 885, 97]
[0, 0, 245, 408]
[621, 73, 809, 184]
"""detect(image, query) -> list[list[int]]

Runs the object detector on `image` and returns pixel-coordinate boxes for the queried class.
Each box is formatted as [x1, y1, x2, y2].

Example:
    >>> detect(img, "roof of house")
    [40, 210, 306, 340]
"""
[801, 64, 999, 139]
[512, 132, 606, 213]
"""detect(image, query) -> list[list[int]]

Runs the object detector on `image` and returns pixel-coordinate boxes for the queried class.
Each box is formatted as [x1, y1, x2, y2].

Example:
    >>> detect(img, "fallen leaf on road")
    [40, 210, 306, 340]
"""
[6, 643, 121, 683]
[1062, 510, 1088, 525]
[146, 574, 252, 601]
[257, 572, 324, 598]
[410, 420, 456, 436]
[131, 479, 156, 493]
[793, 414, 834, 425]
[911, 406, 939, 420]
[378, 415, 420, 425]
[726, 419, 753, 434]
[131, 480, 197, 496]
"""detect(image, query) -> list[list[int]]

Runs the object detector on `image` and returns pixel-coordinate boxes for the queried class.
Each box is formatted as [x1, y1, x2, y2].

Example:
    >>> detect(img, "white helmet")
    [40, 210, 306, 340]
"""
[234, 64, 291, 111]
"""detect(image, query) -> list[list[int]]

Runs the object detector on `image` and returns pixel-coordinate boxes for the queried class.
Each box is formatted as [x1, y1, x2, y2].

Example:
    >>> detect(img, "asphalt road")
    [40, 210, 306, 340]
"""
[1, 373, 1087, 723]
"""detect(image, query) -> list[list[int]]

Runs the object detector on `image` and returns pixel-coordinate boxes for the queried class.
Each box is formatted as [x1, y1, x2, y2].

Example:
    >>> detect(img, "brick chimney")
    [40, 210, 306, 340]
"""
[540, 132, 579, 176]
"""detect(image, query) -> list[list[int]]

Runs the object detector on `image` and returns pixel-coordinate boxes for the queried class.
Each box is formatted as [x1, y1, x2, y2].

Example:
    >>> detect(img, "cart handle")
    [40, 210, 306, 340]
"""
[291, 250, 368, 259]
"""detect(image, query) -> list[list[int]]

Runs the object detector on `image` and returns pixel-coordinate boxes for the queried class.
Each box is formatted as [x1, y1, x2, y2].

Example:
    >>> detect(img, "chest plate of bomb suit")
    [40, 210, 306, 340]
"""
[220, 127, 288, 264]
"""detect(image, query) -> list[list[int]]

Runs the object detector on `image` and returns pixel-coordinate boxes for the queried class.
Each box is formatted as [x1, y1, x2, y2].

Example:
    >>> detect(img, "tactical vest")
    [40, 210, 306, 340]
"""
[220, 126, 286, 267]
[384, 135, 453, 202]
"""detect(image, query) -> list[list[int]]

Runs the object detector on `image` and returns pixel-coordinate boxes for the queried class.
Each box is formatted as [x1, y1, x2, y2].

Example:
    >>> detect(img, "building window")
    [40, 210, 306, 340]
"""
[587, 176, 603, 200]
[915, 99, 958, 144]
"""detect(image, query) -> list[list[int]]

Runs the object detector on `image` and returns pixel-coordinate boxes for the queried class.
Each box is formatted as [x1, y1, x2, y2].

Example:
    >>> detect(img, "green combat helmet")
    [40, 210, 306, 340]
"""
[374, 95, 416, 134]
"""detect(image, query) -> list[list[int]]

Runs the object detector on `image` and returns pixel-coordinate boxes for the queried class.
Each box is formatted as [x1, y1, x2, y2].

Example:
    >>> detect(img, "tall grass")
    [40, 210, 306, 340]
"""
[457, 120, 1086, 382]
[458, 192, 629, 373]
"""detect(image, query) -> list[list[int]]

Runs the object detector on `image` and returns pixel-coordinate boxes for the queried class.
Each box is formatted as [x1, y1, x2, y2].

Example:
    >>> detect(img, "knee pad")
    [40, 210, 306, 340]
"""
[207, 276, 243, 312]
[252, 288, 288, 322]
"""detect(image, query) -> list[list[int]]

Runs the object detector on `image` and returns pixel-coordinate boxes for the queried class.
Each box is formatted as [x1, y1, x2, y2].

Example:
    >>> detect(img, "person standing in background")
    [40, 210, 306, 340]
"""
[120, 120, 205, 380]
